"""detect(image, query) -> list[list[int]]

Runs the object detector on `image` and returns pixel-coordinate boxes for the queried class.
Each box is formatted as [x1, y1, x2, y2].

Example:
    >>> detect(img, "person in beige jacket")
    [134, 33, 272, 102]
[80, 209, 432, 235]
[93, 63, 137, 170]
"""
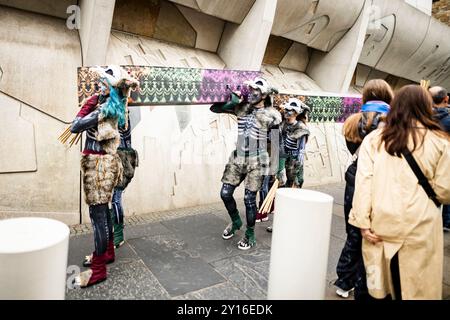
[349, 85, 450, 300]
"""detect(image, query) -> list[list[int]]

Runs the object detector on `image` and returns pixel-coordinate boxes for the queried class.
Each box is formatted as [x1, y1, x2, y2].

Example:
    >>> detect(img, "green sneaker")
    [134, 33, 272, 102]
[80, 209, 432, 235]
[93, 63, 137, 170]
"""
[238, 227, 256, 250]
[222, 215, 243, 240]
[114, 223, 125, 248]
[237, 236, 256, 250]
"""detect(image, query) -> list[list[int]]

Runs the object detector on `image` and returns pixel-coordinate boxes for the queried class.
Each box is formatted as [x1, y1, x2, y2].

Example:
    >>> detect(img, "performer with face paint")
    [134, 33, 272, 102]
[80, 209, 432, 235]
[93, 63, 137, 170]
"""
[71, 65, 138, 288]
[216, 77, 282, 250]
[279, 98, 310, 187]
[267, 98, 310, 233]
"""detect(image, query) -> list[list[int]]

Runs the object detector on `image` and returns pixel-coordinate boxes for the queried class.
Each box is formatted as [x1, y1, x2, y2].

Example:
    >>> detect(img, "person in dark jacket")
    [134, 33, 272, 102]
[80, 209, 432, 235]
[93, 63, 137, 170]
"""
[334, 79, 394, 299]
[429, 86, 450, 231]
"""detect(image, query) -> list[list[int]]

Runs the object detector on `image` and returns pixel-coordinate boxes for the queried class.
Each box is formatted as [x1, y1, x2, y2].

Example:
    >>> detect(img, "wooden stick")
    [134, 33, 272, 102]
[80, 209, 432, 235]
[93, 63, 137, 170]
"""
[61, 132, 73, 144]
[58, 127, 71, 140]
[69, 134, 78, 148]
[265, 180, 279, 213]
[59, 128, 72, 141]
[260, 187, 273, 213]
[265, 181, 278, 209]
[261, 179, 279, 213]
[75, 133, 82, 145]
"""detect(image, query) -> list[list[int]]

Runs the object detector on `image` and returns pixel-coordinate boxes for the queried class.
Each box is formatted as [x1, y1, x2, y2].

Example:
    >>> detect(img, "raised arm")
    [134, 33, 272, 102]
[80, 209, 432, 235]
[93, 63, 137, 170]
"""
[71, 95, 100, 133]
[71, 109, 101, 133]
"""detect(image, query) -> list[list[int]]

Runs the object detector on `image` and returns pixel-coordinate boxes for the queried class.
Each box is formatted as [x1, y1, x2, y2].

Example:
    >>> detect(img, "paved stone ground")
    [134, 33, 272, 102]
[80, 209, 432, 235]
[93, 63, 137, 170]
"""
[66, 183, 450, 300]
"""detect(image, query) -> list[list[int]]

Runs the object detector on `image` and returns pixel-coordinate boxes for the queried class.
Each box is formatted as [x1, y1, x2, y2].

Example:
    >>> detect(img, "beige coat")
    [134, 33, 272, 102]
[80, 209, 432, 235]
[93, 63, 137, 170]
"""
[349, 128, 450, 299]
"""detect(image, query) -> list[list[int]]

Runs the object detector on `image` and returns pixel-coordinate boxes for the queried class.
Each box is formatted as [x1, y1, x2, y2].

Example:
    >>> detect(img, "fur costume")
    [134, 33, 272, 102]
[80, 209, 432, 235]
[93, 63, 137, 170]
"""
[115, 148, 138, 190]
[81, 153, 123, 205]
[281, 120, 310, 140]
[97, 113, 121, 155]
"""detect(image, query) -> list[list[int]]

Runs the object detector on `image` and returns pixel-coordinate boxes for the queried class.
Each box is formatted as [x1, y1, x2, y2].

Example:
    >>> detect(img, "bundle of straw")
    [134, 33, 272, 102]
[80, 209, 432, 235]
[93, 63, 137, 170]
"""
[259, 179, 279, 214]
[58, 126, 81, 148]
[59, 87, 134, 148]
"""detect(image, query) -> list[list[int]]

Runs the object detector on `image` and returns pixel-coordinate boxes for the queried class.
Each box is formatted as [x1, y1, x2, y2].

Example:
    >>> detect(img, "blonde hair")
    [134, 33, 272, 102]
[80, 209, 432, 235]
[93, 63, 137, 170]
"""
[343, 112, 386, 143]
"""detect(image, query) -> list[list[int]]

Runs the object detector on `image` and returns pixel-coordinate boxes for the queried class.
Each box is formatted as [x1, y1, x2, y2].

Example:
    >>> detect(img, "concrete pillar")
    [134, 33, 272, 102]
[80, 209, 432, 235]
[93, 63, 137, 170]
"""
[79, 0, 116, 66]
[268, 189, 334, 299]
[405, 0, 432, 15]
[0, 218, 69, 299]
[306, 0, 371, 93]
[217, 0, 277, 71]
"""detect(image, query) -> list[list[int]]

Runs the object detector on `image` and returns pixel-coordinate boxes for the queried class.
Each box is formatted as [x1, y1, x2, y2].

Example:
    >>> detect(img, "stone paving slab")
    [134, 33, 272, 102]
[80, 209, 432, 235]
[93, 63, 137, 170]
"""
[161, 214, 243, 263]
[128, 234, 225, 296]
[125, 221, 173, 240]
[65, 182, 449, 300]
[210, 248, 272, 300]
[68, 234, 140, 269]
[174, 282, 250, 300]
[66, 260, 170, 300]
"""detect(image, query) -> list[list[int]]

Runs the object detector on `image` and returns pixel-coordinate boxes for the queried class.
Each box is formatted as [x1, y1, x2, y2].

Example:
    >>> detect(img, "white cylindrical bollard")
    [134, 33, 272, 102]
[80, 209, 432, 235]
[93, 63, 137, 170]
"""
[268, 188, 334, 300]
[0, 217, 70, 300]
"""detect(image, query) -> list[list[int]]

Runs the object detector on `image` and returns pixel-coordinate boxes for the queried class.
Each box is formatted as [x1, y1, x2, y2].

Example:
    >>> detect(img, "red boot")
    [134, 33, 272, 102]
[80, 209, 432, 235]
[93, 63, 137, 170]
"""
[255, 211, 269, 222]
[83, 242, 115, 267]
[105, 240, 115, 264]
[75, 253, 107, 288]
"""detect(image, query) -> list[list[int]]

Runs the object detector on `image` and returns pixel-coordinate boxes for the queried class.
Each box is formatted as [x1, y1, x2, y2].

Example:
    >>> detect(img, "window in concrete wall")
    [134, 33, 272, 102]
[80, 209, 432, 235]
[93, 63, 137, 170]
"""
[112, 0, 225, 52]
[112, 0, 195, 47]
[262, 35, 311, 73]
[352, 63, 417, 92]
[263, 35, 294, 65]
[0, 0, 76, 19]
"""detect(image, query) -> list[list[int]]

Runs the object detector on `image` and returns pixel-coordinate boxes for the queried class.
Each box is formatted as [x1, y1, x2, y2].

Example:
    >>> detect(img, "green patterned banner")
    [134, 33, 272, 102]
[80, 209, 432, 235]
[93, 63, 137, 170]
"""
[78, 66, 362, 123]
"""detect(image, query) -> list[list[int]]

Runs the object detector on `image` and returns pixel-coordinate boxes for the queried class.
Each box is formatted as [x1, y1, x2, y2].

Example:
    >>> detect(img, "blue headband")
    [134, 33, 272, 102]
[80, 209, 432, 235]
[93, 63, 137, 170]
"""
[361, 101, 390, 114]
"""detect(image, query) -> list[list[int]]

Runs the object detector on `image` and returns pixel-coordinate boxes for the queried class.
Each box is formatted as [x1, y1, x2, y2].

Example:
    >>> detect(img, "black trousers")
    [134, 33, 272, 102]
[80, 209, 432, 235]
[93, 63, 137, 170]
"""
[89, 203, 113, 256]
[335, 182, 371, 300]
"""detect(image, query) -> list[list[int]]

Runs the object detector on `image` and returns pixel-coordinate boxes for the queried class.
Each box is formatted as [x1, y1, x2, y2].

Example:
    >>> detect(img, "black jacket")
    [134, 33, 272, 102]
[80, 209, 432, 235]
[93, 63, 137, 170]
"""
[433, 106, 450, 133]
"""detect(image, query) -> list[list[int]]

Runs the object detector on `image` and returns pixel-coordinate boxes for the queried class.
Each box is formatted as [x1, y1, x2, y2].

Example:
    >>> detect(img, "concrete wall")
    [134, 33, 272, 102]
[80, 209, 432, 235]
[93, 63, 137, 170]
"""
[168, 0, 256, 24]
[0, 0, 76, 18]
[272, 0, 365, 52]
[0, 6, 81, 224]
[358, 0, 450, 89]
[405, 0, 432, 15]
[1, 0, 450, 225]
[79, 0, 116, 66]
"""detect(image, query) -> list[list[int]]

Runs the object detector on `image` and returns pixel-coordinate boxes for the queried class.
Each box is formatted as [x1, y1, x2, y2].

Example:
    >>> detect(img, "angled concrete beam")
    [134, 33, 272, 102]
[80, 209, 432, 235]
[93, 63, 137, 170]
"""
[218, 0, 277, 71]
[306, 0, 371, 93]
[79, 0, 116, 66]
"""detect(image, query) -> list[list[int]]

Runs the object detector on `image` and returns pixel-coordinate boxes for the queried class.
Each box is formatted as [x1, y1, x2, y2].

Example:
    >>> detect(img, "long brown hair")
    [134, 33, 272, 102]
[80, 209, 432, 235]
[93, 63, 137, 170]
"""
[362, 79, 394, 104]
[343, 112, 386, 143]
[381, 85, 446, 157]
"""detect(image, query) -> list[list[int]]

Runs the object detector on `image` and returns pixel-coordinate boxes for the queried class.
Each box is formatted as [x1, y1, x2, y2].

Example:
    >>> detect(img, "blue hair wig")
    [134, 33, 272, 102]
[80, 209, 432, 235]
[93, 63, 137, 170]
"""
[101, 82, 126, 128]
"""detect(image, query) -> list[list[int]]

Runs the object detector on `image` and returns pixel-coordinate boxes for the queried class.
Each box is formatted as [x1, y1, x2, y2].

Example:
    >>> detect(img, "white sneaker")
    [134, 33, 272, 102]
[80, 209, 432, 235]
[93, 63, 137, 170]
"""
[336, 287, 354, 298]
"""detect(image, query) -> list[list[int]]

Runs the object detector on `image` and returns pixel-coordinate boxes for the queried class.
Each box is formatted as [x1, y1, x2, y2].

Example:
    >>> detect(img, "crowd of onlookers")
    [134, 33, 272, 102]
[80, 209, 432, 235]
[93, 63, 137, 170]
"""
[334, 81, 450, 300]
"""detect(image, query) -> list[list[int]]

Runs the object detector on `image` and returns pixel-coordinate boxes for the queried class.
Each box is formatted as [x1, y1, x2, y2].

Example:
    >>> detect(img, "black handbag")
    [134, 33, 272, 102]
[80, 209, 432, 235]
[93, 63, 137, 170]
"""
[402, 150, 441, 208]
